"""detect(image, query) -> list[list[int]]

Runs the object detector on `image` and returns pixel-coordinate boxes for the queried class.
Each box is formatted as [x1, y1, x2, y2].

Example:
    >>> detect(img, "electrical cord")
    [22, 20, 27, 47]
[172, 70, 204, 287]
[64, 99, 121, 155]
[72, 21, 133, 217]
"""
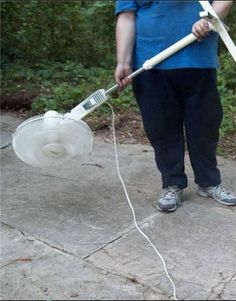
[107, 103, 178, 300]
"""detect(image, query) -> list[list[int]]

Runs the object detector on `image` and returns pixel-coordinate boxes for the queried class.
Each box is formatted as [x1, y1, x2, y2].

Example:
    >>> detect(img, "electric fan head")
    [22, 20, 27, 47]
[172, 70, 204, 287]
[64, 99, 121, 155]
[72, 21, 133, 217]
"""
[12, 111, 93, 167]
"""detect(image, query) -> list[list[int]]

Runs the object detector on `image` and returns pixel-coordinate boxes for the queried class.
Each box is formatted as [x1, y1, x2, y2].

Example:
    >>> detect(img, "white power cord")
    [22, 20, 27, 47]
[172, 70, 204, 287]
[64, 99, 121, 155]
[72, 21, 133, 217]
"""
[107, 103, 178, 300]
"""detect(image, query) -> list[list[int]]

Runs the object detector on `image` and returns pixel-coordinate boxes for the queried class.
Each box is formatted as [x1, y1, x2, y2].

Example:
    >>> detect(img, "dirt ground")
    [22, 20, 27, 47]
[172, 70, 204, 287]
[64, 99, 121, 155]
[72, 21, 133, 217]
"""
[86, 112, 236, 160]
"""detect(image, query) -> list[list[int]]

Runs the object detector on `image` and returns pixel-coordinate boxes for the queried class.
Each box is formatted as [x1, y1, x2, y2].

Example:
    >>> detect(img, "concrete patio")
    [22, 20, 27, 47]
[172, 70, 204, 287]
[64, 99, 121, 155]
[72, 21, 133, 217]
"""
[1, 112, 236, 300]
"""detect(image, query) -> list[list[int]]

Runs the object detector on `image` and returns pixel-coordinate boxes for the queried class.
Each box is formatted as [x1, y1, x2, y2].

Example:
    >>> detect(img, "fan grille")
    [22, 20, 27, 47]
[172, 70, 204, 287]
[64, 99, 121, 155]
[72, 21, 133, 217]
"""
[12, 115, 93, 167]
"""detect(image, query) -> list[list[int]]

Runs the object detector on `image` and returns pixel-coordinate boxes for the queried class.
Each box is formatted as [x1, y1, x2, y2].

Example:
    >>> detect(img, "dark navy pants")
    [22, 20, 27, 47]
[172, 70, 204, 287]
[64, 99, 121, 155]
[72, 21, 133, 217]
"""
[132, 68, 223, 189]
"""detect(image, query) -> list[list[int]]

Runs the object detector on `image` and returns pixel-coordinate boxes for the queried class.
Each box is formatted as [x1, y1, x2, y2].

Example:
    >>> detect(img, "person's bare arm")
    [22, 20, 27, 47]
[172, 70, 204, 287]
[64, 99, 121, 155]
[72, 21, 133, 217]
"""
[115, 11, 136, 89]
[212, 0, 233, 19]
[192, 1, 233, 41]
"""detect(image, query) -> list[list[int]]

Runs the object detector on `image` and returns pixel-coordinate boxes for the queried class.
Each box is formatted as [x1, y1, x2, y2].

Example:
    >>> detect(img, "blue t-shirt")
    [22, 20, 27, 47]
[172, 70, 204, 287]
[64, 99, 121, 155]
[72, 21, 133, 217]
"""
[115, 0, 219, 69]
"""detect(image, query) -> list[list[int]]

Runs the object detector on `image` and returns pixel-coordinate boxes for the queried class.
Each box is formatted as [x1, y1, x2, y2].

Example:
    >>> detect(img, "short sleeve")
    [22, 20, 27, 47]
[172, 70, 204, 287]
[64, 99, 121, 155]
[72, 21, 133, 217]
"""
[115, 0, 138, 16]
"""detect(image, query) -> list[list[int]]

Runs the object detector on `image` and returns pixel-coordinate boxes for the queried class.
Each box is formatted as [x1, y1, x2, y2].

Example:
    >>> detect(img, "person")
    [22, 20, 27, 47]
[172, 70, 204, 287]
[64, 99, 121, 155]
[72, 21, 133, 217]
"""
[114, 0, 236, 212]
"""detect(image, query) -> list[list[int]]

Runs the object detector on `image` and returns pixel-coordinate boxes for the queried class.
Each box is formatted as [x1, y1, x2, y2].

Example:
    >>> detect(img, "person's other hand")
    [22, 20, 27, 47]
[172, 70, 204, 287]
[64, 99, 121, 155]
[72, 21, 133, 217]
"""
[192, 19, 210, 41]
[115, 63, 132, 90]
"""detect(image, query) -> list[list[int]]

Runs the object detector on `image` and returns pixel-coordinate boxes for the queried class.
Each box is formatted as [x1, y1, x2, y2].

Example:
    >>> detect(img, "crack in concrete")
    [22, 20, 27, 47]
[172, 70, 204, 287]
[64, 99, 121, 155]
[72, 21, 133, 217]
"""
[1, 220, 135, 265]
[1, 221, 78, 259]
[142, 287, 150, 300]
[20, 229, 77, 258]
[1, 211, 156, 263]
[84, 258, 167, 299]
[83, 231, 130, 260]
[21, 269, 53, 301]
[207, 272, 236, 300]
[1, 210, 163, 264]
[1, 212, 167, 299]
[83, 211, 161, 260]
[218, 273, 236, 299]
[1, 221, 16, 230]
[3, 168, 81, 184]
[2, 221, 167, 299]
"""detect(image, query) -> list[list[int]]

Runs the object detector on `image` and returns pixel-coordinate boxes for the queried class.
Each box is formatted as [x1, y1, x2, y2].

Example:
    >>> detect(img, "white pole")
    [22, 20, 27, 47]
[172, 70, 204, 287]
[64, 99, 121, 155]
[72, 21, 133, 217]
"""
[143, 33, 197, 70]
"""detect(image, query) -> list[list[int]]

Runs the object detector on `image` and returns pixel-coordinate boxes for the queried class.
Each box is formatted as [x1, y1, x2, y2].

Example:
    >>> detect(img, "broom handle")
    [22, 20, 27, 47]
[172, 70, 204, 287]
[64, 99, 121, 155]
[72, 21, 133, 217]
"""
[105, 32, 198, 95]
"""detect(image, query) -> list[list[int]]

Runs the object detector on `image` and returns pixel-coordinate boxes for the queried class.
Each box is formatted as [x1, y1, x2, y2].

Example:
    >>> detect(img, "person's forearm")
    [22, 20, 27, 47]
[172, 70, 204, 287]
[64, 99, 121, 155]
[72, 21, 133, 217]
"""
[212, 0, 233, 19]
[116, 12, 136, 65]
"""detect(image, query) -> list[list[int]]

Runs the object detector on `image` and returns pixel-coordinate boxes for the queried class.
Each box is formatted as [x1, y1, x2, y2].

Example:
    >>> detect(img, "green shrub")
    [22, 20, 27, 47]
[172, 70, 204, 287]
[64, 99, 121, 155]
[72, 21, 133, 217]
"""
[217, 53, 236, 137]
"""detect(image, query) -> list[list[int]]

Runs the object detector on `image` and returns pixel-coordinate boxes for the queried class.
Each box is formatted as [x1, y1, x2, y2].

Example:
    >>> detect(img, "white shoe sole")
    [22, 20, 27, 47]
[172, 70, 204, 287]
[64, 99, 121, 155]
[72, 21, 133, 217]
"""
[157, 205, 178, 212]
[197, 189, 236, 206]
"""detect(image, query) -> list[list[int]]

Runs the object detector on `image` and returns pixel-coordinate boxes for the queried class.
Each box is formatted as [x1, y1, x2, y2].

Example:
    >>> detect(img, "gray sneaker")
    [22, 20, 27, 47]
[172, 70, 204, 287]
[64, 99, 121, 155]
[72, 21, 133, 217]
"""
[197, 185, 236, 206]
[157, 186, 183, 212]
